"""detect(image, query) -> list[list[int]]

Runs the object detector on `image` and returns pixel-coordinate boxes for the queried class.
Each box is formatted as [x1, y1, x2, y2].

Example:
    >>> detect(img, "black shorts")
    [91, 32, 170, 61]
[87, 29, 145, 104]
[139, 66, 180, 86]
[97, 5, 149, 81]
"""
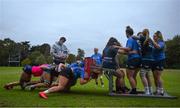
[59, 67, 74, 79]
[141, 60, 153, 70]
[126, 58, 141, 69]
[152, 59, 165, 71]
[102, 61, 117, 70]
[59, 68, 77, 90]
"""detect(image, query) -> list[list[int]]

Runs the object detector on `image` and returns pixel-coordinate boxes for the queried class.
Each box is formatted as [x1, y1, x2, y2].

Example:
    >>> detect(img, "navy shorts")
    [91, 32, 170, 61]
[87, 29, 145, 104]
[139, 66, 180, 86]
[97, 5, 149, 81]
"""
[102, 61, 117, 70]
[152, 59, 165, 71]
[141, 60, 153, 70]
[126, 58, 141, 69]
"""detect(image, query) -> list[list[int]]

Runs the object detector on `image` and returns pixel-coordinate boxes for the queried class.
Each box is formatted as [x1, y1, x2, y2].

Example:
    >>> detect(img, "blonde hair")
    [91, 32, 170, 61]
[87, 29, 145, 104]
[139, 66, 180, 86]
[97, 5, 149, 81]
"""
[155, 31, 164, 41]
[142, 29, 149, 37]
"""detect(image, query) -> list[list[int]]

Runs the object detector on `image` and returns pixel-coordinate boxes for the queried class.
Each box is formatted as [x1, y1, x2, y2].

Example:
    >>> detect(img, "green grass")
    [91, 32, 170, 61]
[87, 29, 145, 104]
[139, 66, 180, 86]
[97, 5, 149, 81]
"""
[0, 67, 180, 107]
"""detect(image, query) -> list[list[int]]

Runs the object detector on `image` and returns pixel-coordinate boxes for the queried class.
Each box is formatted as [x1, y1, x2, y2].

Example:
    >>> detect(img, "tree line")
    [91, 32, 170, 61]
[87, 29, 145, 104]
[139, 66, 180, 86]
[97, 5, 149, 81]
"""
[0, 35, 180, 69]
[0, 38, 85, 66]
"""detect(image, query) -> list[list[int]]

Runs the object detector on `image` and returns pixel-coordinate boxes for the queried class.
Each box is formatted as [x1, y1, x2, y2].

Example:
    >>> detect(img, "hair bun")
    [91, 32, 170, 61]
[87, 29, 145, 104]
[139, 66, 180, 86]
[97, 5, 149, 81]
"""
[126, 26, 131, 29]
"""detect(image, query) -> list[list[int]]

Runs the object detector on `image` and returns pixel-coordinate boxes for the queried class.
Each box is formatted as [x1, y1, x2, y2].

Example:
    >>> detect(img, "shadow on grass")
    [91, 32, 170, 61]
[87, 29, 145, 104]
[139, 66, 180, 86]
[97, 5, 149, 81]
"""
[4, 87, 109, 97]
[67, 89, 108, 97]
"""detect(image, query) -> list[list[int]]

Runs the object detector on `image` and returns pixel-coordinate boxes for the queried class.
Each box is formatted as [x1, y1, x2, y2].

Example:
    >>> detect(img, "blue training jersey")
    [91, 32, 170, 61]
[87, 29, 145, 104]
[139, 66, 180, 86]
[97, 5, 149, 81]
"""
[153, 40, 166, 61]
[68, 63, 85, 80]
[126, 37, 141, 60]
[91, 53, 102, 65]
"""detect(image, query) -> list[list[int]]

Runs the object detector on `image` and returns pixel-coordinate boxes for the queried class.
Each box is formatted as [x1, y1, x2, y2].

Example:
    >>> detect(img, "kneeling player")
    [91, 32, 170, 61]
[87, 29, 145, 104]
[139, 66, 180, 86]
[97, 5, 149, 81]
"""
[4, 64, 56, 90]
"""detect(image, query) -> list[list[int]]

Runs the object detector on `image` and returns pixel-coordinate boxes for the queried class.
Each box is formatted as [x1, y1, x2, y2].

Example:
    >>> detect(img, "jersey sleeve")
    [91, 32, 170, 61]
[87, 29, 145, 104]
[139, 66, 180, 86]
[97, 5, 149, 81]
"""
[158, 41, 165, 49]
[126, 39, 133, 49]
[112, 47, 118, 54]
[80, 69, 85, 79]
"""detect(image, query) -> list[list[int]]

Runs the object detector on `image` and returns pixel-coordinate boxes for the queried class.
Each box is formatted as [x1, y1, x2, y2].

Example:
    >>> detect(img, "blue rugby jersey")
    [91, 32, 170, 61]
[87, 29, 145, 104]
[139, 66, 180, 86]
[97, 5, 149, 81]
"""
[153, 40, 166, 61]
[91, 53, 102, 65]
[126, 37, 141, 60]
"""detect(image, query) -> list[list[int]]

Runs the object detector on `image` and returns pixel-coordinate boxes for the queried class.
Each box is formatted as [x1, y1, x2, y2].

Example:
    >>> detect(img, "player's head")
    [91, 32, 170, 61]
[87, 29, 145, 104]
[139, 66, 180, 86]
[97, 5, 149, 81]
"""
[137, 32, 142, 36]
[154, 31, 164, 41]
[19, 66, 33, 89]
[142, 29, 149, 37]
[94, 48, 98, 54]
[126, 26, 134, 38]
[19, 65, 32, 89]
[23, 65, 32, 74]
[106, 37, 119, 47]
[59, 36, 66, 45]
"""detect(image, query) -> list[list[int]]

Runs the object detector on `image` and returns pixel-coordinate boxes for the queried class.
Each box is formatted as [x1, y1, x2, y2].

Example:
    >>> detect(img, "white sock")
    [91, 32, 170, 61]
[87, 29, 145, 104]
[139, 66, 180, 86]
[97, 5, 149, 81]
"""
[30, 85, 35, 88]
[44, 90, 49, 94]
[144, 87, 150, 95]
[159, 88, 164, 93]
[156, 87, 160, 93]
[149, 87, 153, 93]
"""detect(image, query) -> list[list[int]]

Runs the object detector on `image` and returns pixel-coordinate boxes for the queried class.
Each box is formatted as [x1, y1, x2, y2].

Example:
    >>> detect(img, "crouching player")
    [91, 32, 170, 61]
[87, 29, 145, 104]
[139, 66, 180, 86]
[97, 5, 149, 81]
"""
[102, 37, 128, 93]
[39, 62, 90, 99]
[4, 64, 56, 90]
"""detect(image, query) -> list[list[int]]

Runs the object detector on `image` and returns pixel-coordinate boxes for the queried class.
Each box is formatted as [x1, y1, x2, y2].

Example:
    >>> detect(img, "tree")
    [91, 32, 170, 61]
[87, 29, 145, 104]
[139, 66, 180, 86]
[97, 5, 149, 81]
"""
[0, 38, 17, 66]
[20, 41, 30, 60]
[40, 43, 51, 57]
[21, 58, 31, 66]
[165, 35, 180, 68]
[0, 38, 52, 66]
[0, 39, 9, 65]
[35, 54, 47, 65]
[46, 55, 53, 64]
[30, 43, 51, 57]
[28, 51, 43, 65]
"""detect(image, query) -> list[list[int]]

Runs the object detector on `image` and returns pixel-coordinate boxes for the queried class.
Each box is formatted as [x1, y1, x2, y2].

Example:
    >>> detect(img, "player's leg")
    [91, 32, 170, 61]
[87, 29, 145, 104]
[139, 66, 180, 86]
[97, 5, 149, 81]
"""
[39, 75, 69, 99]
[28, 72, 51, 90]
[4, 81, 20, 90]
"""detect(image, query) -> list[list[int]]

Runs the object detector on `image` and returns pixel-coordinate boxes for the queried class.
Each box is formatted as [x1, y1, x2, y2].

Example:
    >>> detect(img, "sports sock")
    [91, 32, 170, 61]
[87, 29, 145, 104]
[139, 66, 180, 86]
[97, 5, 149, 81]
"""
[149, 86, 153, 94]
[159, 88, 164, 94]
[44, 90, 49, 94]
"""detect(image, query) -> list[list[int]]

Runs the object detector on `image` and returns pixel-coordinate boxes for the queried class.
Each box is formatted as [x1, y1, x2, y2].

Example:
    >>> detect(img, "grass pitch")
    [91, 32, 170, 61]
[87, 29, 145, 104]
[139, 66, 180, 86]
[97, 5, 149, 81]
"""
[0, 67, 180, 107]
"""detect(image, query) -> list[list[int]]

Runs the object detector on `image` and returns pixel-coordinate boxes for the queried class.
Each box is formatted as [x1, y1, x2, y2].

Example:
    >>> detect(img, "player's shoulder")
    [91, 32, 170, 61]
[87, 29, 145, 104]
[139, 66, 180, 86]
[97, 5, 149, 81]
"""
[97, 53, 102, 56]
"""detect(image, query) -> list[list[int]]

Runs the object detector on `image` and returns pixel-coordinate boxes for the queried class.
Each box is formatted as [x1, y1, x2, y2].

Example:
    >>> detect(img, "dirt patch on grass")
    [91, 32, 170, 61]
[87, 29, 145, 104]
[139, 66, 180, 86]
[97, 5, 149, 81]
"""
[0, 101, 10, 107]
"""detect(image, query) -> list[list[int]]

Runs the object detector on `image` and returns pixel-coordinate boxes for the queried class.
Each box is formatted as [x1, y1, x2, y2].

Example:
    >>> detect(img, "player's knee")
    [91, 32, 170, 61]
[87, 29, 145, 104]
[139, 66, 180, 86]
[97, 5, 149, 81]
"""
[43, 80, 51, 87]
[57, 85, 65, 90]
[126, 75, 131, 80]
[140, 72, 145, 78]
[140, 69, 147, 78]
